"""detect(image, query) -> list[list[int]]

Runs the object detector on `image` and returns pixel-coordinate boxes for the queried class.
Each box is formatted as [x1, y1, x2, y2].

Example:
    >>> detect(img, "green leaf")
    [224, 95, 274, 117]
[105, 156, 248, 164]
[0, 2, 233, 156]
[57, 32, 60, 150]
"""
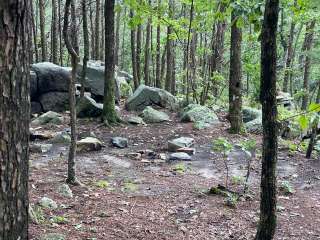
[308, 103, 320, 112]
[298, 115, 309, 130]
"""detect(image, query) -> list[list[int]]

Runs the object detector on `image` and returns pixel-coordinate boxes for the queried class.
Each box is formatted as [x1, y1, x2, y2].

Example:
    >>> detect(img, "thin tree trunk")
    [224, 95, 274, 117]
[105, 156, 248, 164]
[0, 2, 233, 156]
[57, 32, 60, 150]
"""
[63, 0, 79, 185]
[136, 22, 142, 85]
[100, 1, 105, 61]
[229, 10, 243, 133]
[95, 0, 101, 60]
[90, 3, 95, 59]
[31, 0, 39, 62]
[130, 10, 139, 89]
[59, 0, 64, 65]
[39, 0, 47, 61]
[144, 1, 152, 86]
[115, 3, 121, 66]
[52, 0, 59, 64]
[81, 0, 89, 97]
[301, 20, 316, 110]
[155, 0, 161, 88]
[121, 7, 127, 69]
[0, 0, 30, 238]
[185, 0, 194, 103]
[165, 0, 174, 92]
[255, 0, 279, 239]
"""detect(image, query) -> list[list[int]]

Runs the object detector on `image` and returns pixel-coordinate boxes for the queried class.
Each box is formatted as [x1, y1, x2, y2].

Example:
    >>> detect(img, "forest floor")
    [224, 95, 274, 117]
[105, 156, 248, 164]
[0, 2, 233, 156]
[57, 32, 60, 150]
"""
[29, 106, 320, 240]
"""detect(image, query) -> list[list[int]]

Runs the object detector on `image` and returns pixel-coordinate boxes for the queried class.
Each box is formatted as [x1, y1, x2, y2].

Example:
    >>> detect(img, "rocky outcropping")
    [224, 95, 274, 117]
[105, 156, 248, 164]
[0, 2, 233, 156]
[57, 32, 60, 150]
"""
[242, 107, 262, 133]
[126, 85, 178, 111]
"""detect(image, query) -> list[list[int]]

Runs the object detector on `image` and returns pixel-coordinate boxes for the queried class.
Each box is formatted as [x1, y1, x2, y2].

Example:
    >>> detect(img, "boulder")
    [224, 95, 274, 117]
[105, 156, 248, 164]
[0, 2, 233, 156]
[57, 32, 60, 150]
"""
[31, 111, 63, 125]
[126, 85, 178, 111]
[77, 137, 103, 152]
[127, 116, 145, 125]
[242, 107, 262, 123]
[168, 137, 195, 152]
[57, 184, 73, 198]
[39, 197, 58, 210]
[30, 143, 52, 153]
[39, 92, 69, 112]
[50, 132, 71, 144]
[277, 91, 294, 109]
[115, 76, 133, 99]
[142, 106, 170, 123]
[30, 71, 38, 100]
[31, 101, 43, 114]
[76, 95, 103, 118]
[111, 137, 128, 148]
[31, 62, 70, 94]
[40, 233, 66, 240]
[180, 104, 219, 129]
[169, 152, 192, 161]
[245, 117, 262, 134]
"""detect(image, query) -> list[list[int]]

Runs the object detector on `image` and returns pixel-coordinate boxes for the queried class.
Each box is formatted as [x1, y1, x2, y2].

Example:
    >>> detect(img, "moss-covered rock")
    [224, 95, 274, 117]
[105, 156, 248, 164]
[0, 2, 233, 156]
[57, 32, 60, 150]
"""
[142, 106, 170, 123]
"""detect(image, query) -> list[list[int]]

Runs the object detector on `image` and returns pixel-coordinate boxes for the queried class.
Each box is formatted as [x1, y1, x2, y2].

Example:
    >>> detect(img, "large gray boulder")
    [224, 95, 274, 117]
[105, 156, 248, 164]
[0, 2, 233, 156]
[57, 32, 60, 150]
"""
[30, 71, 38, 100]
[31, 111, 63, 125]
[126, 85, 178, 111]
[242, 107, 262, 133]
[168, 137, 194, 152]
[142, 106, 170, 123]
[180, 104, 220, 129]
[76, 95, 103, 118]
[31, 62, 70, 94]
[39, 92, 69, 112]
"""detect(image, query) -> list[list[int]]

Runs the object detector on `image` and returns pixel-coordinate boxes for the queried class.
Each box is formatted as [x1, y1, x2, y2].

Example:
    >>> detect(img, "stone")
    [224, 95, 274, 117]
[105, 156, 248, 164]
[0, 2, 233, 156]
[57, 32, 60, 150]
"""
[244, 117, 262, 134]
[127, 116, 145, 125]
[31, 62, 70, 94]
[78, 131, 97, 139]
[76, 95, 103, 118]
[30, 71, 38, 100]
[51, 132, 71, 144]
[125, 85, 178, 111]
[168, 137, 195, 152]
[39, 197, 58, 210]
[57, 184, 73, 198]
[180, 104, 219, 129]
[40, 233, 66, 240]
[30, 143, 52, 153]
[169, 152, 192, 161]
[31, 111, 63, 125]
[242, 107, 262, 123]
[77, 137, 103, 152]
[277, 91, 294, 109]
[39, 92, 69, 112]
[142, 106, 170, 123]
[31, 101, 43, 114]
[176, 147, 196, 155]
[115, 76, 133, 99]
[111, 137, 128, 148]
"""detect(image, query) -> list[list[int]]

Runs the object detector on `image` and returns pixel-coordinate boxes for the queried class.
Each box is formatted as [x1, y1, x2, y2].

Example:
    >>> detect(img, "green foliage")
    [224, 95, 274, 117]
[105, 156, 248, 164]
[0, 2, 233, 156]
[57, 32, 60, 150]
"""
[279, 181, 295, 195]
[231, 175, 245, 185]
[172, 163, 187, 174]
[212, 137, 233, 154]
[50, 215, 69, 224]
[93, 180, 109, 188]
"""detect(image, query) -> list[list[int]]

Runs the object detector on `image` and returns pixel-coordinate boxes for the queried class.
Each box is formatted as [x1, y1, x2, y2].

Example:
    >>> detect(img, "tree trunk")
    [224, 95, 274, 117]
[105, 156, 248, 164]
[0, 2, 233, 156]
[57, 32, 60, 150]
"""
[102, 0, 120, 125]
[63, 0, 79, 185]
[155, 0, 161, 88]
[301, 20, 316, 110]
[81, 0, 89, 97]
[130, 10, 139, 89]
[144, 1, 152, 86]
[136, 21, 142, 85]
[255, 0, 279, 239]
[115, 3, 121, 66]
[52, 0, 59, 64]
[39, 0, 47, 61]
[95, 0, 101, 60]
[58, 0, 64, 65]
[165, 0, 174, 92]
[90, 3, 95, 59]
[229, 10, 243, 134]
[0, 0, 30, 238]
[100, 1, 105, 61]
[31, 0, 39, 62]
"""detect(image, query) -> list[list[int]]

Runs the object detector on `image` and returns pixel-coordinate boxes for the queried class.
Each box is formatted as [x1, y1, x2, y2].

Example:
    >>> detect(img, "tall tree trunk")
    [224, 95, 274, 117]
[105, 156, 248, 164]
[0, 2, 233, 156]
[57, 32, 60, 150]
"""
[39, 0, 47, 61]
[121, 7, 127, 69]
[81, 0, 89, 97]
[103, 0, 120, 124]
[115, 3, 121, 66]
[95, 0, 101, 60]
[90, 3, 95, 59]
[136, 22, 142, 85]
[229, 10, 243, 133]
[144, 1, 152, 86]
[185, 0, 194, 103]
[155, 0, 161, 88]
[301, 20, 316, 110]
[52, 0, 59, 64]
[0, 0, 30, 238]
[165, 0, 174, 92]
[130, 10, 139, 89]
[100, 1, 105, 61]
[63, 0, 79, 185]
[58, 0, 64, 65]
[31, 0, 39, 62]
[255, 0, 279, 239]
[282, 0, 297, 92]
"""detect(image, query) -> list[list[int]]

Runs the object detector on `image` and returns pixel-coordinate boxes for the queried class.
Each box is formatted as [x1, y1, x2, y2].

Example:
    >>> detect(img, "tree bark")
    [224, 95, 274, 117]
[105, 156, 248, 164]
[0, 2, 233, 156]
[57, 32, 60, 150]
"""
[63, 0, 79, 185]
[39, 0, 47, 61]
[115, 3, 121, 66]
[144, 1, 152, 86]
[136, 21, 142, 85]
[0, 0, 30, 238]
[229, 10, 243, 133]
[130, 10, 139, 89]
[301, 20, 316, 110]
[52, 0, 59, 64]
[102, 0, 120, 125]
[155, 0, 161, 88]
[95, 0, 101, 60]
[81, 0, 89, 97]
[255, 0, 279, 239]
[165, 0, 174, 92]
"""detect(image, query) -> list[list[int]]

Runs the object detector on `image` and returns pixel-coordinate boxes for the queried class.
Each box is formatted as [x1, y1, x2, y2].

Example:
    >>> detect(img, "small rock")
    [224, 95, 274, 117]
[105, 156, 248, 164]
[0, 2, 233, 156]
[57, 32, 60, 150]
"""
[40, 233, 66, 240]
[111, 137, 128, 148]
[77, 137, 103, 152]
[127, 116, 145, 125]
[169, 152, 192, 161]
[76, 95, 103, 118]
[30, 143, 52, 153]
[168, 137, 194, 152]
[39, 197, 58, 210]
[57, 184, 73, 198]
[142, 106, 170, 123]
[176, 147, 196, 155]
[50, 132, 71, 144]
[31, 111, 63, 125]
[126, 152, 142, 160]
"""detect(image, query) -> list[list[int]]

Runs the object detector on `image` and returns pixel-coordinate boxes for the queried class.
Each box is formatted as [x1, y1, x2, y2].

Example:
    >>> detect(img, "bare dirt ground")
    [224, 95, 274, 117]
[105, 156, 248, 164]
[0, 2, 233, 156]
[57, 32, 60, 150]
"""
[29, 109, 320, 240]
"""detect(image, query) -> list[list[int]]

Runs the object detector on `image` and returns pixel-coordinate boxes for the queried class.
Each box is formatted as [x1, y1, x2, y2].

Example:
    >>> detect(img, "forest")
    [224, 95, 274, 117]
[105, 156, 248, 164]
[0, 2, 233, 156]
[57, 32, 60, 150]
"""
[0, 0, 320, 239]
